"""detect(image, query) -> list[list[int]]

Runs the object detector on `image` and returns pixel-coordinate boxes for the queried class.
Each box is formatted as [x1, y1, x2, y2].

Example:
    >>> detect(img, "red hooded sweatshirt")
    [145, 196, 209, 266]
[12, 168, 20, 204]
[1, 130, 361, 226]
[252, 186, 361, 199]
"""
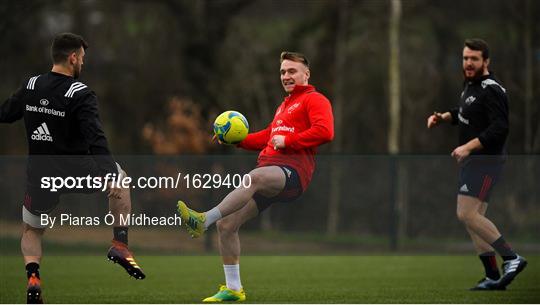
[238, 85, 334, 191]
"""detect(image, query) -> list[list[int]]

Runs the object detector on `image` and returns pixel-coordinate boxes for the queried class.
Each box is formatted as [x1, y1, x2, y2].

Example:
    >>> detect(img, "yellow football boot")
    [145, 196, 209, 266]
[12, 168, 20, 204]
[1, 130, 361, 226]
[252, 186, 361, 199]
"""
[177, 200, 206, 238]
[203, 285, 246, 302]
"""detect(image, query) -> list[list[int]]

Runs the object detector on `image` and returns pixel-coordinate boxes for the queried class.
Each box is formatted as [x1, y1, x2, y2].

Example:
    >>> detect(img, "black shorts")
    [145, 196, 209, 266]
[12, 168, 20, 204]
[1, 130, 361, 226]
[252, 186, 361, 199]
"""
[458, 157, 504, 202]
[24, 183, 100, 215]
[253, 166, 303, 212]
[24, 159, 113, 215]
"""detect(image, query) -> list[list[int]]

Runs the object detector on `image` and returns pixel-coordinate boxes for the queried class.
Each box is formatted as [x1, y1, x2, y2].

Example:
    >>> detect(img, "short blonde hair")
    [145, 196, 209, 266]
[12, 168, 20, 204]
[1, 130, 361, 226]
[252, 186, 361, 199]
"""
[280, 51, 309, 68]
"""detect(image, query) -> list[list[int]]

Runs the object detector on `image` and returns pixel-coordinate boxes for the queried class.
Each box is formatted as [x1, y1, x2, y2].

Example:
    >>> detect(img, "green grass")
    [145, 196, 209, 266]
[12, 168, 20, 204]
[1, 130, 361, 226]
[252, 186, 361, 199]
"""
[0, 255, 539, 303]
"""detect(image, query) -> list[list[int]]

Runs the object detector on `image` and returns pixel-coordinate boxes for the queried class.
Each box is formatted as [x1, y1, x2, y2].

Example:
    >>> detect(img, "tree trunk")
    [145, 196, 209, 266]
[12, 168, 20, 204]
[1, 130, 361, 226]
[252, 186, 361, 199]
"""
[388, 0, 406, 250]
[523, 0, 533, 153]
[326, 0, 349, 236]
[388, 0, 401, 155]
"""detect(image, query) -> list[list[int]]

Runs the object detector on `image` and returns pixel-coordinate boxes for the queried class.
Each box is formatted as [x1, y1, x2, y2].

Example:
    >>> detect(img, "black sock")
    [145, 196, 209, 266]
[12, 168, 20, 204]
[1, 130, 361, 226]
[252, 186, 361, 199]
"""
[113, 226, 128, 245]
[490, 236, 517, 261]
[479, 251, 500, 280]
[26, 262, 40, 279]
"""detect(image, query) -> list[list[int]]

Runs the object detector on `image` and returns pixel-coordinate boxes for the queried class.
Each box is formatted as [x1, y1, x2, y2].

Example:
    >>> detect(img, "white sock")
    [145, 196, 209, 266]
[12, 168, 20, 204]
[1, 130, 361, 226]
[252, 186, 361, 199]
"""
[223, 264, 242, 291]
[204, 207, 222, 229]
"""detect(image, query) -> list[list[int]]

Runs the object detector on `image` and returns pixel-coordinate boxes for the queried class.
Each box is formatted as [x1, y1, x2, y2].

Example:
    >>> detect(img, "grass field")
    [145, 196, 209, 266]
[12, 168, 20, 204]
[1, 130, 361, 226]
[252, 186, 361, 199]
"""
[0, 255, 538, 303]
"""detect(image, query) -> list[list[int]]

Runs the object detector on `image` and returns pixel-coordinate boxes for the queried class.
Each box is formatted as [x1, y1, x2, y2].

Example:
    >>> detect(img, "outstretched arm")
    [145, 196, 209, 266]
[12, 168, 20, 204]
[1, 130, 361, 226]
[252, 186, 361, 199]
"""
[237, 125, 271, 151]
[0, 87, 25, 123]
[427, 111, 453, 128]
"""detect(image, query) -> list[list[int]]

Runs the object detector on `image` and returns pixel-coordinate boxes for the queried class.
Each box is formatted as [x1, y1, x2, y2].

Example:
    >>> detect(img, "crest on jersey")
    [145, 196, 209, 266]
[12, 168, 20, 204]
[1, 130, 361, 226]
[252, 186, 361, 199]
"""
[287, 102, 301, 114]
[464, 96, 476, 105]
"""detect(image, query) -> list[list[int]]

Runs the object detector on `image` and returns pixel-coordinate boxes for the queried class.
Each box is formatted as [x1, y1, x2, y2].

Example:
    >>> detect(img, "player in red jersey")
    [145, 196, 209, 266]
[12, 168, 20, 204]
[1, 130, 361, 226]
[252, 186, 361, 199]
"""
[177, 51, 334, 302]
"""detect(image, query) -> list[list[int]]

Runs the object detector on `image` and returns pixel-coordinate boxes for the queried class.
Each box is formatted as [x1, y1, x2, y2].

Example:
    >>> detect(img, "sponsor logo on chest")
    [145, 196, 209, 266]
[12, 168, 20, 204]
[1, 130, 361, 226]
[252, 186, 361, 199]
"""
[26, 104, 65, 117]
[272, 125, 295, 133]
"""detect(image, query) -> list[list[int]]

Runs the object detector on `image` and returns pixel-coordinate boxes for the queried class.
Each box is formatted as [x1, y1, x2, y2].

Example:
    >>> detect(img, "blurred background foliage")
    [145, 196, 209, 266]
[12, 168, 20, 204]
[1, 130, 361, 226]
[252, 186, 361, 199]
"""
[1, 0, 539, 155]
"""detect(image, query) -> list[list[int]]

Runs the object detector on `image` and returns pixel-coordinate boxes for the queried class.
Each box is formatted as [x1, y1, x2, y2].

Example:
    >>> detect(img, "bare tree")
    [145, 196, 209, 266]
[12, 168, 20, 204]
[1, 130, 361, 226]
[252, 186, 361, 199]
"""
[523, 0, 533, 153]
[388, 0, 407, 250]
[326, 0, 349, 236]
[388, 0, 401, 156]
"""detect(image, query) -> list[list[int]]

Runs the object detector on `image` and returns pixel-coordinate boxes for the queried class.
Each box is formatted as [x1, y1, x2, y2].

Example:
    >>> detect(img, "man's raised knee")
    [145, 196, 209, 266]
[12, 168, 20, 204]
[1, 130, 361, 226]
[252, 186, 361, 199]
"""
[457, 195, 483, 224]
[248, 171, 264, 189]
[217, 218, 238, 234]
[457, 209, 475, 224]
[22, 223, 45, 235]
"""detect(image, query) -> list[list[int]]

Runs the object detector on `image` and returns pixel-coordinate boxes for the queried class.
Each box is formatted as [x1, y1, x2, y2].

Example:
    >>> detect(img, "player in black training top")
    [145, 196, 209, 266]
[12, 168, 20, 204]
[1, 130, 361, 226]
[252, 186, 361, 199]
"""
[0, 33, 145, 303]
[427, 39, 527, 291]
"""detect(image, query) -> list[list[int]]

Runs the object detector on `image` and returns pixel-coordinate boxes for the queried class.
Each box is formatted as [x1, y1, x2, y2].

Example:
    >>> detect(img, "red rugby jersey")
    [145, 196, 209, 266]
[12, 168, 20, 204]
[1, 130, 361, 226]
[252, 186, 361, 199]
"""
[238, 84, 334, 190]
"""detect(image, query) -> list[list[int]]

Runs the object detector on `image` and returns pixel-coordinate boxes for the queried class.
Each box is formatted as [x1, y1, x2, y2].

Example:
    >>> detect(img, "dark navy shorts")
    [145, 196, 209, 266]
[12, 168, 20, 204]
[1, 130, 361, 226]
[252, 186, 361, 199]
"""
[253, 166, 303, 212]
[457, 158, 504, 202]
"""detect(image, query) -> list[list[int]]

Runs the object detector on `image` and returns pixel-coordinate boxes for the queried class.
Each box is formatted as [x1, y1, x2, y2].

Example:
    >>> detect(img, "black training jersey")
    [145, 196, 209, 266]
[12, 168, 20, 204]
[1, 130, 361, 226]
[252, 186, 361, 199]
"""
[0, 71, 117, 177]
[449, 73, 509, 155]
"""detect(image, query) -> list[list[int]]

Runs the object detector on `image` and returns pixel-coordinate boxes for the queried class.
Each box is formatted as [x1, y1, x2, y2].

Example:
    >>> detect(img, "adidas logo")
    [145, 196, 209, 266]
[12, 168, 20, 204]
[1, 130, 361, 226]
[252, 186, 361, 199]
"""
[31, 122, 53, 142]
[460, 184, 469, 192]
[506, 260, 520, 273]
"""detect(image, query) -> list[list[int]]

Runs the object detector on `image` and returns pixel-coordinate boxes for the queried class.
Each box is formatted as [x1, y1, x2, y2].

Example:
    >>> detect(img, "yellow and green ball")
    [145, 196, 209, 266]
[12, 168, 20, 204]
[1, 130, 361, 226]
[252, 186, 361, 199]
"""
[213, 111, 249, 145]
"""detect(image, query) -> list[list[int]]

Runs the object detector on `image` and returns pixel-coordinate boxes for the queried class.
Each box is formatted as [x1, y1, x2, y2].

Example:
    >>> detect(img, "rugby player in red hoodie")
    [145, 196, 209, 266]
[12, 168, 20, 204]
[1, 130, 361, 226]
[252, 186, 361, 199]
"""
[177, 51, 334, 302]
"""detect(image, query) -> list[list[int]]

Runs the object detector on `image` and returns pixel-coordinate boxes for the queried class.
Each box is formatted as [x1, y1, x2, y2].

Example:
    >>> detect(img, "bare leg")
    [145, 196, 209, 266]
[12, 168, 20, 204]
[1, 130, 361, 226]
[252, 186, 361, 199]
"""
[22, 222, 45, 303]
[217, 199, 259, 264]
[202, 166, 286, 294]
[108, 168, 131, 226]
[213, 166, 285, 219]
[214, 199, 259, 292]
[465, 202, 494, 254]
[457, 195, 501, 244]
[21, 223, 45, 264]
[105, 168, 146, 279]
